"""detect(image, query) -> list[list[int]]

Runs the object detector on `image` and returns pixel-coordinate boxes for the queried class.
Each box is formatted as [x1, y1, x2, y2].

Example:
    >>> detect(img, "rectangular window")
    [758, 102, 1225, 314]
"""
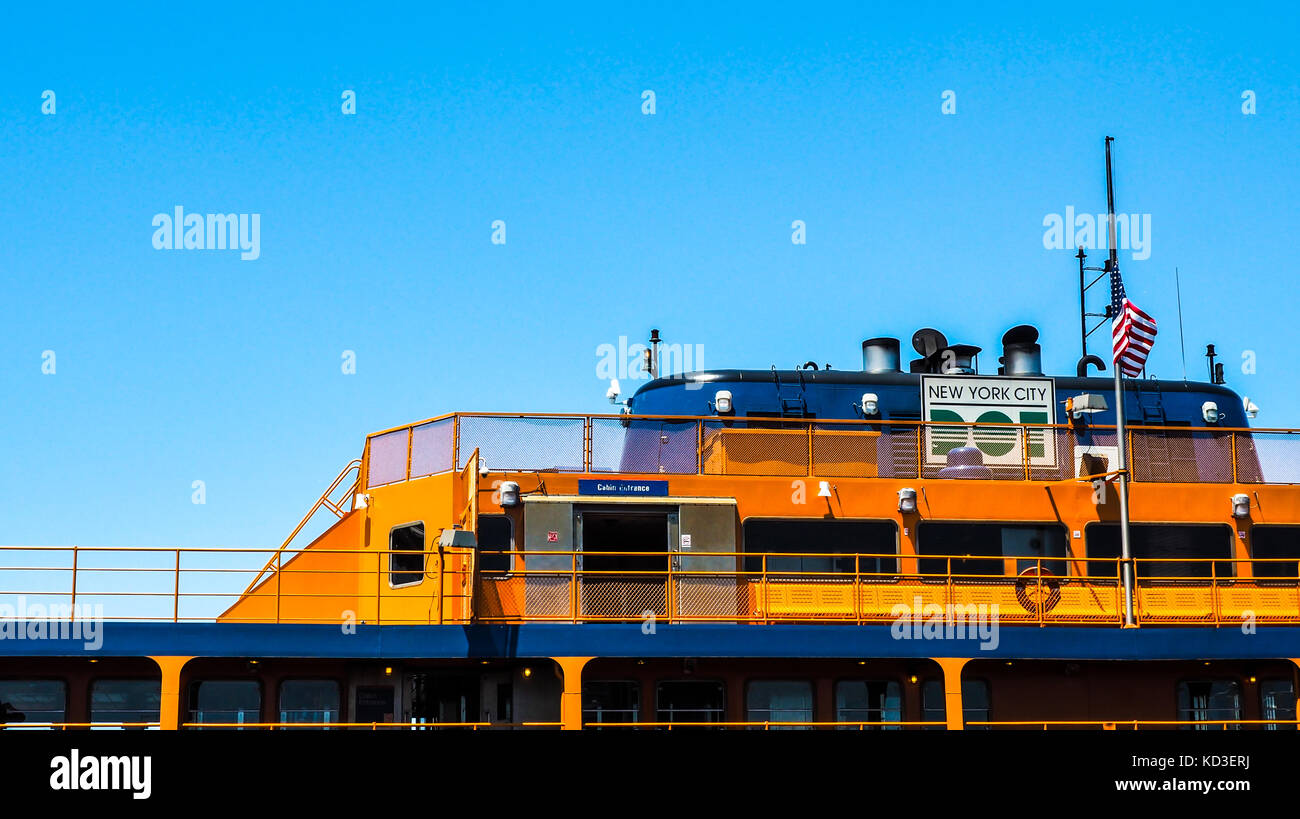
[1260, 679, 1296, 730]
[91, 680, 161, 729]
[1177, 680, 1241, 730]
[1252, 526, 1300, 580]
[389, 522, 425, 587]
[0, 680, 66, 728]
[1087, 524, 1233, 579]
[476, 515, 513, 575]
[746, 680, 813, 729]
[656, 680, 725, 726]
[583, 680, 640, 727]
[279, 680, 340, 727]
[189, 680, 261, 730]
[918, 523, 1067, 577]
[742, 519, 898, 575]
[835, 680, 902, 729]
[922, 679, 989, 729]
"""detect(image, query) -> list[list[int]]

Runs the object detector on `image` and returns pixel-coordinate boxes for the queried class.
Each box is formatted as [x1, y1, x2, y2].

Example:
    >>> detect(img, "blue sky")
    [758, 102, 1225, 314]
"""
[1, 2, 1297, 553]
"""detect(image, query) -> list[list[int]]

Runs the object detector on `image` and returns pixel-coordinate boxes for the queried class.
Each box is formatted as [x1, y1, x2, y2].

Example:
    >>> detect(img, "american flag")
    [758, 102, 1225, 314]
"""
[1110, 262, 1157, 378]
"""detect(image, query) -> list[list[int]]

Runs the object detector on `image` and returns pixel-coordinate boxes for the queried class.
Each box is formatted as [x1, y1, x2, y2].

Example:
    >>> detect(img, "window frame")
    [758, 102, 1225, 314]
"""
[0, 678, 67, 728]
[388, 520, 427, 589]
[916, 520, 1070, 578]
[582, 679, 642, 726]
[740, 516, 900, 577]
[1175, 677, 1243, 730]
[832, 677, 904, 729]
[744, 678, 815, 728]
[1084, 522, 1236, 580]
[187, 678, 264, 729]
[89, 678, 162, 729]
[277, 678, 343, 727]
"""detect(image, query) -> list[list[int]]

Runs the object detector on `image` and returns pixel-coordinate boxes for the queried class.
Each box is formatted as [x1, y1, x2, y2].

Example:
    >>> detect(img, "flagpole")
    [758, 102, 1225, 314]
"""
[1106, 136, 1137, 627]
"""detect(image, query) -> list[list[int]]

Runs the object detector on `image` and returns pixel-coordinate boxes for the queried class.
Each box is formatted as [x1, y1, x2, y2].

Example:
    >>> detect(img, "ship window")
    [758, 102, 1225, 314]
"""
[1177, 680, 1241, 730]
[746, 680, 813, 729]
[0, 680, 65, 728]
[188, 680, 261, 729]
[835, 680, 902, 729]
[389, 522, 426, 588]
[1260, 680, 1296, 731]
[1086, 524, 1233, 580]
[279, 680, 340, 726]
[583, 680, 640, 727]
[922, 679, 989, 729]
[476, 515, 513, 575]
[656, 680, 725, 725]
[90, 680, 161, 729]
[917, 523, 1067, 577]
[741, 519, 898, 575]
[1251, 526, 1300, 581]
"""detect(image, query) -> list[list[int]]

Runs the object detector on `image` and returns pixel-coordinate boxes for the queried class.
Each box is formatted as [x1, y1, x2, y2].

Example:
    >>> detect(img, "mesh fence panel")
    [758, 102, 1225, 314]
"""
[409, 418, 454, 478]
[367, 429, 410, 487]
[701, 421, 809, 476]
[592, 418, 699, 474]
[1129, 428, 1233, 483]
[1236, 432, 1300, 484]
[581, 579, 666, 620]
[456, 415, 586, 472]
[810, 423, 881, 478]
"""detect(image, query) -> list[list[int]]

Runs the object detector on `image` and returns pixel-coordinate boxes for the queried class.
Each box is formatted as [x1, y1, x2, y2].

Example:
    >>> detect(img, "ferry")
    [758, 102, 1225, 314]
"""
[3, 320, 1299, 732]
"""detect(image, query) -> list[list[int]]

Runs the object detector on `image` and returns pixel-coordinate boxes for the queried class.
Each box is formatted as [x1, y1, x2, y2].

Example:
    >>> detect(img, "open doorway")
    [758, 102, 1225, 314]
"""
[578, 507, 672, 620]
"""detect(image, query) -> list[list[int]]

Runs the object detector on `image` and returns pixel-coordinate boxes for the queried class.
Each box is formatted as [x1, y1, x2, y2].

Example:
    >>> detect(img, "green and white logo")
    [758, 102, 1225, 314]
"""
[920, 375, 1056, 468]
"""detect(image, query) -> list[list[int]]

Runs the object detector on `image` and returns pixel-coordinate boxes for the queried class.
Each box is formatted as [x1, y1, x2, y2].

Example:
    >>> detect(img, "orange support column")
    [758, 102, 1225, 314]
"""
[554, 657, 594, 730]
[935, 658, 971, 731]
[150, 656, 193, 731]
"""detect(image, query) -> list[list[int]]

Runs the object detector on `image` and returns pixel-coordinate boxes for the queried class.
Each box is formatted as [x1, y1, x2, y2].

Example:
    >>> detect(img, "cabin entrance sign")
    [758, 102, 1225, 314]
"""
[920, 375, 1057, 468]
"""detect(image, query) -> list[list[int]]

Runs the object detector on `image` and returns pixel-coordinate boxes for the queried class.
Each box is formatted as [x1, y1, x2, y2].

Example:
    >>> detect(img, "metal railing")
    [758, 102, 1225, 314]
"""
[361, 412, 1300, 487]
[6, 546, 1300, 626]
[6, 718, 1293, 731]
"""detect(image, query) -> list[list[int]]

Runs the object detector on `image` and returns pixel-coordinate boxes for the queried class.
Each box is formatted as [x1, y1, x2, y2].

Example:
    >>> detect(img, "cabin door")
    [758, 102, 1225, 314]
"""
[575, 507, 675, 621]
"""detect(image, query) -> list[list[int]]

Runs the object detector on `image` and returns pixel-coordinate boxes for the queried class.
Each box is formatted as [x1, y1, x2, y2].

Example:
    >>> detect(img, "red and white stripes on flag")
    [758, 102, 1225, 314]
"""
[1109, 264, 1157, 378]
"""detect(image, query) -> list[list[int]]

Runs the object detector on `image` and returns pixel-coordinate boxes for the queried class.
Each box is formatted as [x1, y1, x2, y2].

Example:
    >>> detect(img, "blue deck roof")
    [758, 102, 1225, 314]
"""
[2, 622, 1294, 661]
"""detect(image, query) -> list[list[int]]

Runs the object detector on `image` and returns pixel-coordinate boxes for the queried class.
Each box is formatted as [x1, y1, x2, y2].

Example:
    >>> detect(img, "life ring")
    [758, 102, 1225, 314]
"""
[1014, 566, 1061, 615]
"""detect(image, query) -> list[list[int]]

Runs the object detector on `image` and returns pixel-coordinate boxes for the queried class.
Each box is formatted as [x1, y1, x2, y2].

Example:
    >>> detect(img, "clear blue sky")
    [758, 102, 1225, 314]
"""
[2, 2, 1297, 552]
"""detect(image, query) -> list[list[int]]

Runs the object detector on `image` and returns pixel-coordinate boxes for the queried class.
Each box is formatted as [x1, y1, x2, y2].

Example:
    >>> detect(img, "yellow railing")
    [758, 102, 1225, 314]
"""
[361, 412, 1300, 486]
[6, 718, 1294, 731]
[6, 546, 1300, 626]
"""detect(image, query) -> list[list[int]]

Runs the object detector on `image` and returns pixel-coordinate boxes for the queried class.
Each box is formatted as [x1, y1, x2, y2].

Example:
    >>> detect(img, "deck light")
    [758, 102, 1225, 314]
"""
[897, 488, 918, 514]
[384, 667, 392, 676]
[522, 667, 532, 678]
[713, 390, 733, 414]
[500, 481, 520, 507]
[1232, 493, 1251, 518]
[818, 481, 833, 499]
[606, 379, 621, 404]
[861, 393, 879, 416]
[1243, 396, 1260, 418]
[1067, 393, 1107, 419]
[1202, 401, 1221, 424]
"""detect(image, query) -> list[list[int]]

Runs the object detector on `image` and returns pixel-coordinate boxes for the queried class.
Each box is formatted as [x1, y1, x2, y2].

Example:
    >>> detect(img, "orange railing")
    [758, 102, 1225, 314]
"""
[360, 413, 1300, 487]
[5, 718, 1294, 731]
[6, 546, 1300, 626]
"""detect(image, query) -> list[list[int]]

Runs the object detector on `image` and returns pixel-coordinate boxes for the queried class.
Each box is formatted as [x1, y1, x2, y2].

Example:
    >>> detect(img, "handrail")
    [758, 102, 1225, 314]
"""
[239, 459, 362, 596]
[7, 545, 1300, 626]
[361, 412, 1293, 487]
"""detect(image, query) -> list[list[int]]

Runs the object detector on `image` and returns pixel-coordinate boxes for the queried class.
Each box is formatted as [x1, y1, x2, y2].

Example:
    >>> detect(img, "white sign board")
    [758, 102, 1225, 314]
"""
[920, 375, 1057, 468]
